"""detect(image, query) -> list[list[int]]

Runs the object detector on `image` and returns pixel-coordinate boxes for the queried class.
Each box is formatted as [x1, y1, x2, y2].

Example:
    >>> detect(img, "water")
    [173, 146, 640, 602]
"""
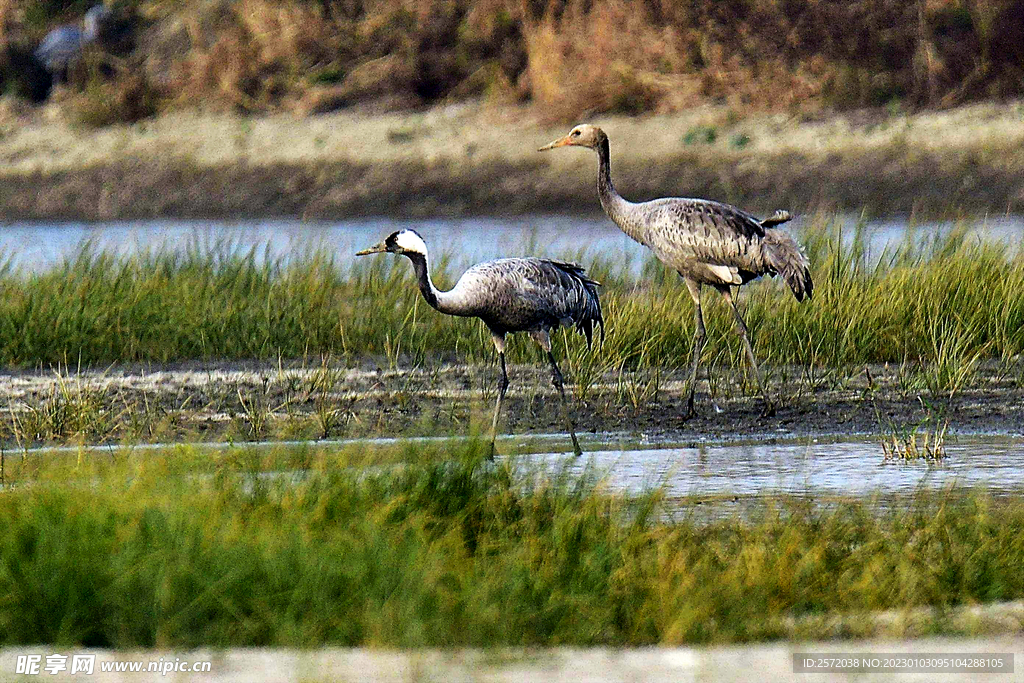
[1, 214, 1022, 273]
[517, 434, 1024, 498]
[0, 216, 632, 272]
[17, 433, 1024, 499]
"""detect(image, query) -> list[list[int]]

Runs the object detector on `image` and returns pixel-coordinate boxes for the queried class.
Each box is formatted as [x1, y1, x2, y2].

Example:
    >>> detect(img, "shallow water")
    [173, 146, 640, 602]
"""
[19, 433, 1024, 499]
[2, 214, 1022, 273]
[517, 434, 1024, 498]
[0, 216, 627, 271]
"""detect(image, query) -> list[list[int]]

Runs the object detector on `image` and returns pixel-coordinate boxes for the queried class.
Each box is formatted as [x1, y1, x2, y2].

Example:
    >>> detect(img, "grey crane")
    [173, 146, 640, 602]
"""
[34, 4, 111, 86]
[539, 124, 812, 418]
[357, 229, 603, 457]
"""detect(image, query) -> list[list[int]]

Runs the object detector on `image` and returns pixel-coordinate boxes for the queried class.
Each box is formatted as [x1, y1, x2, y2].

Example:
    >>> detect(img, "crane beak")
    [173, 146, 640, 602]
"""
[355, 241, 387, 256]
[538, 135, 572, 152]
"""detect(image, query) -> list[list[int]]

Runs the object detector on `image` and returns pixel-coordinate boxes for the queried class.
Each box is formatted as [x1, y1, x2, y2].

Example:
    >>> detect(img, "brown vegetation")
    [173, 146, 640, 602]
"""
[4, 97, 1024, 218]
[1, 0, 1023, 123]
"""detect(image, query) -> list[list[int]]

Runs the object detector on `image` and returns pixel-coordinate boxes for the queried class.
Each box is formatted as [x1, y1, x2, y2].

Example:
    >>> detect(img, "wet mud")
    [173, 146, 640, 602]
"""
[2, 359, 1021, 448]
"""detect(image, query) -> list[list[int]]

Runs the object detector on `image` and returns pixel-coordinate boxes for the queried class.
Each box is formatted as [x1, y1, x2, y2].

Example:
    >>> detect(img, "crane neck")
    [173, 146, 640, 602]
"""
[595, 137, 646, 245]
[596, 137, 616, 202]
[83, 12, 105, 42]
[404, 252, 463, 316]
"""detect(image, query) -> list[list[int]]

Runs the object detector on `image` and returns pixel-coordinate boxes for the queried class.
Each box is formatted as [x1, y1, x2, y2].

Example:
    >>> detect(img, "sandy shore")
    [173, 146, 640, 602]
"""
[2, 100, 1024, 220]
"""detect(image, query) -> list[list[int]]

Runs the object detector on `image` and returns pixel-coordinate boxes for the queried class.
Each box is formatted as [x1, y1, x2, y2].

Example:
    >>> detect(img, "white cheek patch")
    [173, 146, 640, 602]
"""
[395, 230, 428, 254]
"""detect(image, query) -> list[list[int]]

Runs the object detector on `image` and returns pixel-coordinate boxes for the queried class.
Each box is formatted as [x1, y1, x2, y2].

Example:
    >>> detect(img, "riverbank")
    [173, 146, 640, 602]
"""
[2, 99, 1024, 220]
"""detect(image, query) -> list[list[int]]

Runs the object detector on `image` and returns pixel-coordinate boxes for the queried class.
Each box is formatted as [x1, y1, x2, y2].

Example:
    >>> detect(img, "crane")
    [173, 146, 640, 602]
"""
[539, 124, 812, 418]
[34, 5, 110, 87]
[357, 229, 603, 457]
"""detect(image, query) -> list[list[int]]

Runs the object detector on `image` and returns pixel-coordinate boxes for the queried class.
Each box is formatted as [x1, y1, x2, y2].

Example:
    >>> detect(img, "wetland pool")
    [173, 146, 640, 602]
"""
[2, 214, 1022, 273]
[515, 433, 1024, 498]
[22, 433, 1024, 500]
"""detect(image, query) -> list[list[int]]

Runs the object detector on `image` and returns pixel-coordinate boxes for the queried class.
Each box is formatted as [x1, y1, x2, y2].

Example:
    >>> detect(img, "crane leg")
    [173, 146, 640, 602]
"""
[488, 351, 510, 460]
[684, 280, 706, 419]
[531, 330, 582, 456]
[547, 351, 583, 457]
[722, 290, 775, 417]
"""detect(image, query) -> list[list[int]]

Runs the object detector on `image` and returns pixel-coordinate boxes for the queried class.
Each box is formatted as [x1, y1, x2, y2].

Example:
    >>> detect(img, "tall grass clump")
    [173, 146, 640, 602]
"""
[0, 241, 342, 365]
[1, 446, 1024, 647]
[0, 217, 1021, 381]
[762, 217, 1024, 374]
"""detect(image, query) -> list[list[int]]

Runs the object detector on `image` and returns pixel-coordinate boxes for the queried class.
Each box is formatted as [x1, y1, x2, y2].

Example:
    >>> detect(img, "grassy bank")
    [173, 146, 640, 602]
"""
[3, 213, 1023, 446]
[3, 102, 1024, 220]
[1, 215, 1021, 377]
[1, 443, 1023, 647]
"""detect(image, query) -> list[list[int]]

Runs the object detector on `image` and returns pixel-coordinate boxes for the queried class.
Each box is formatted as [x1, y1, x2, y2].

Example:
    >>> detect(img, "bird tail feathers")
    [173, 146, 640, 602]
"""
[762, 229, 813, 302]
[549, 260, 605, 347]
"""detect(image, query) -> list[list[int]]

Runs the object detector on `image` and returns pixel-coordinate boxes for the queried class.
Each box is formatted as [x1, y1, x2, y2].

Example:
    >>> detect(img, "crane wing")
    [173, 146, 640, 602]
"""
[452, 258, 603, 345]
[638, 198, 785, 282]
[35, 26, 84, 68]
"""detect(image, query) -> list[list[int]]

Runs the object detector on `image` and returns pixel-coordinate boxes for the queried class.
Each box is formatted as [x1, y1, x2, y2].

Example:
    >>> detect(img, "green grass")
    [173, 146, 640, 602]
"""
[0, 215, 1021, 391]
[1, 443, 1023, 647]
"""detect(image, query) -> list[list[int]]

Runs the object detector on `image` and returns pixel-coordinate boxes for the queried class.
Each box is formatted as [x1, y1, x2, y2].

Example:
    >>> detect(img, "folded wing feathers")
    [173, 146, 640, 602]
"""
[541, 259, 605, 347]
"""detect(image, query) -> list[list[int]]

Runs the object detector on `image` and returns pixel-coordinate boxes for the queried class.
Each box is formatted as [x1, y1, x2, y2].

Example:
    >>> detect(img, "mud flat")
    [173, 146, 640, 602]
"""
[2, 359, 1021, 448]
[2, 101, 1024, 220]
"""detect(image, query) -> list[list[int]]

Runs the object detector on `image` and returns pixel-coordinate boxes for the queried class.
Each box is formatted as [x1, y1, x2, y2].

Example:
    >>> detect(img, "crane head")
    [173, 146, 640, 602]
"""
[356, 229, 428, 257]
[538, 124, 606, 152]
[83, 5, 112, 39]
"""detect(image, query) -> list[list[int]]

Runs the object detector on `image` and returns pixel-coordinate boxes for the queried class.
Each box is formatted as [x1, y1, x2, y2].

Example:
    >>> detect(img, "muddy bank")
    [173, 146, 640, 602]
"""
[2, 102, 1024, 220]
[3, 359, 1021, 448]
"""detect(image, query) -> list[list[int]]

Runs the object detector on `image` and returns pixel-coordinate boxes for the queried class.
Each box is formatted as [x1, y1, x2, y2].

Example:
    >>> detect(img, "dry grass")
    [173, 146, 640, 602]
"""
[177, 0, 342, 112]
[3, 98, 1024, 220]
[3, 0, 1024, 121]
[881, 420, 948, 461]
[0, 0, 15, 41]
[62, 63, 161, 127]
